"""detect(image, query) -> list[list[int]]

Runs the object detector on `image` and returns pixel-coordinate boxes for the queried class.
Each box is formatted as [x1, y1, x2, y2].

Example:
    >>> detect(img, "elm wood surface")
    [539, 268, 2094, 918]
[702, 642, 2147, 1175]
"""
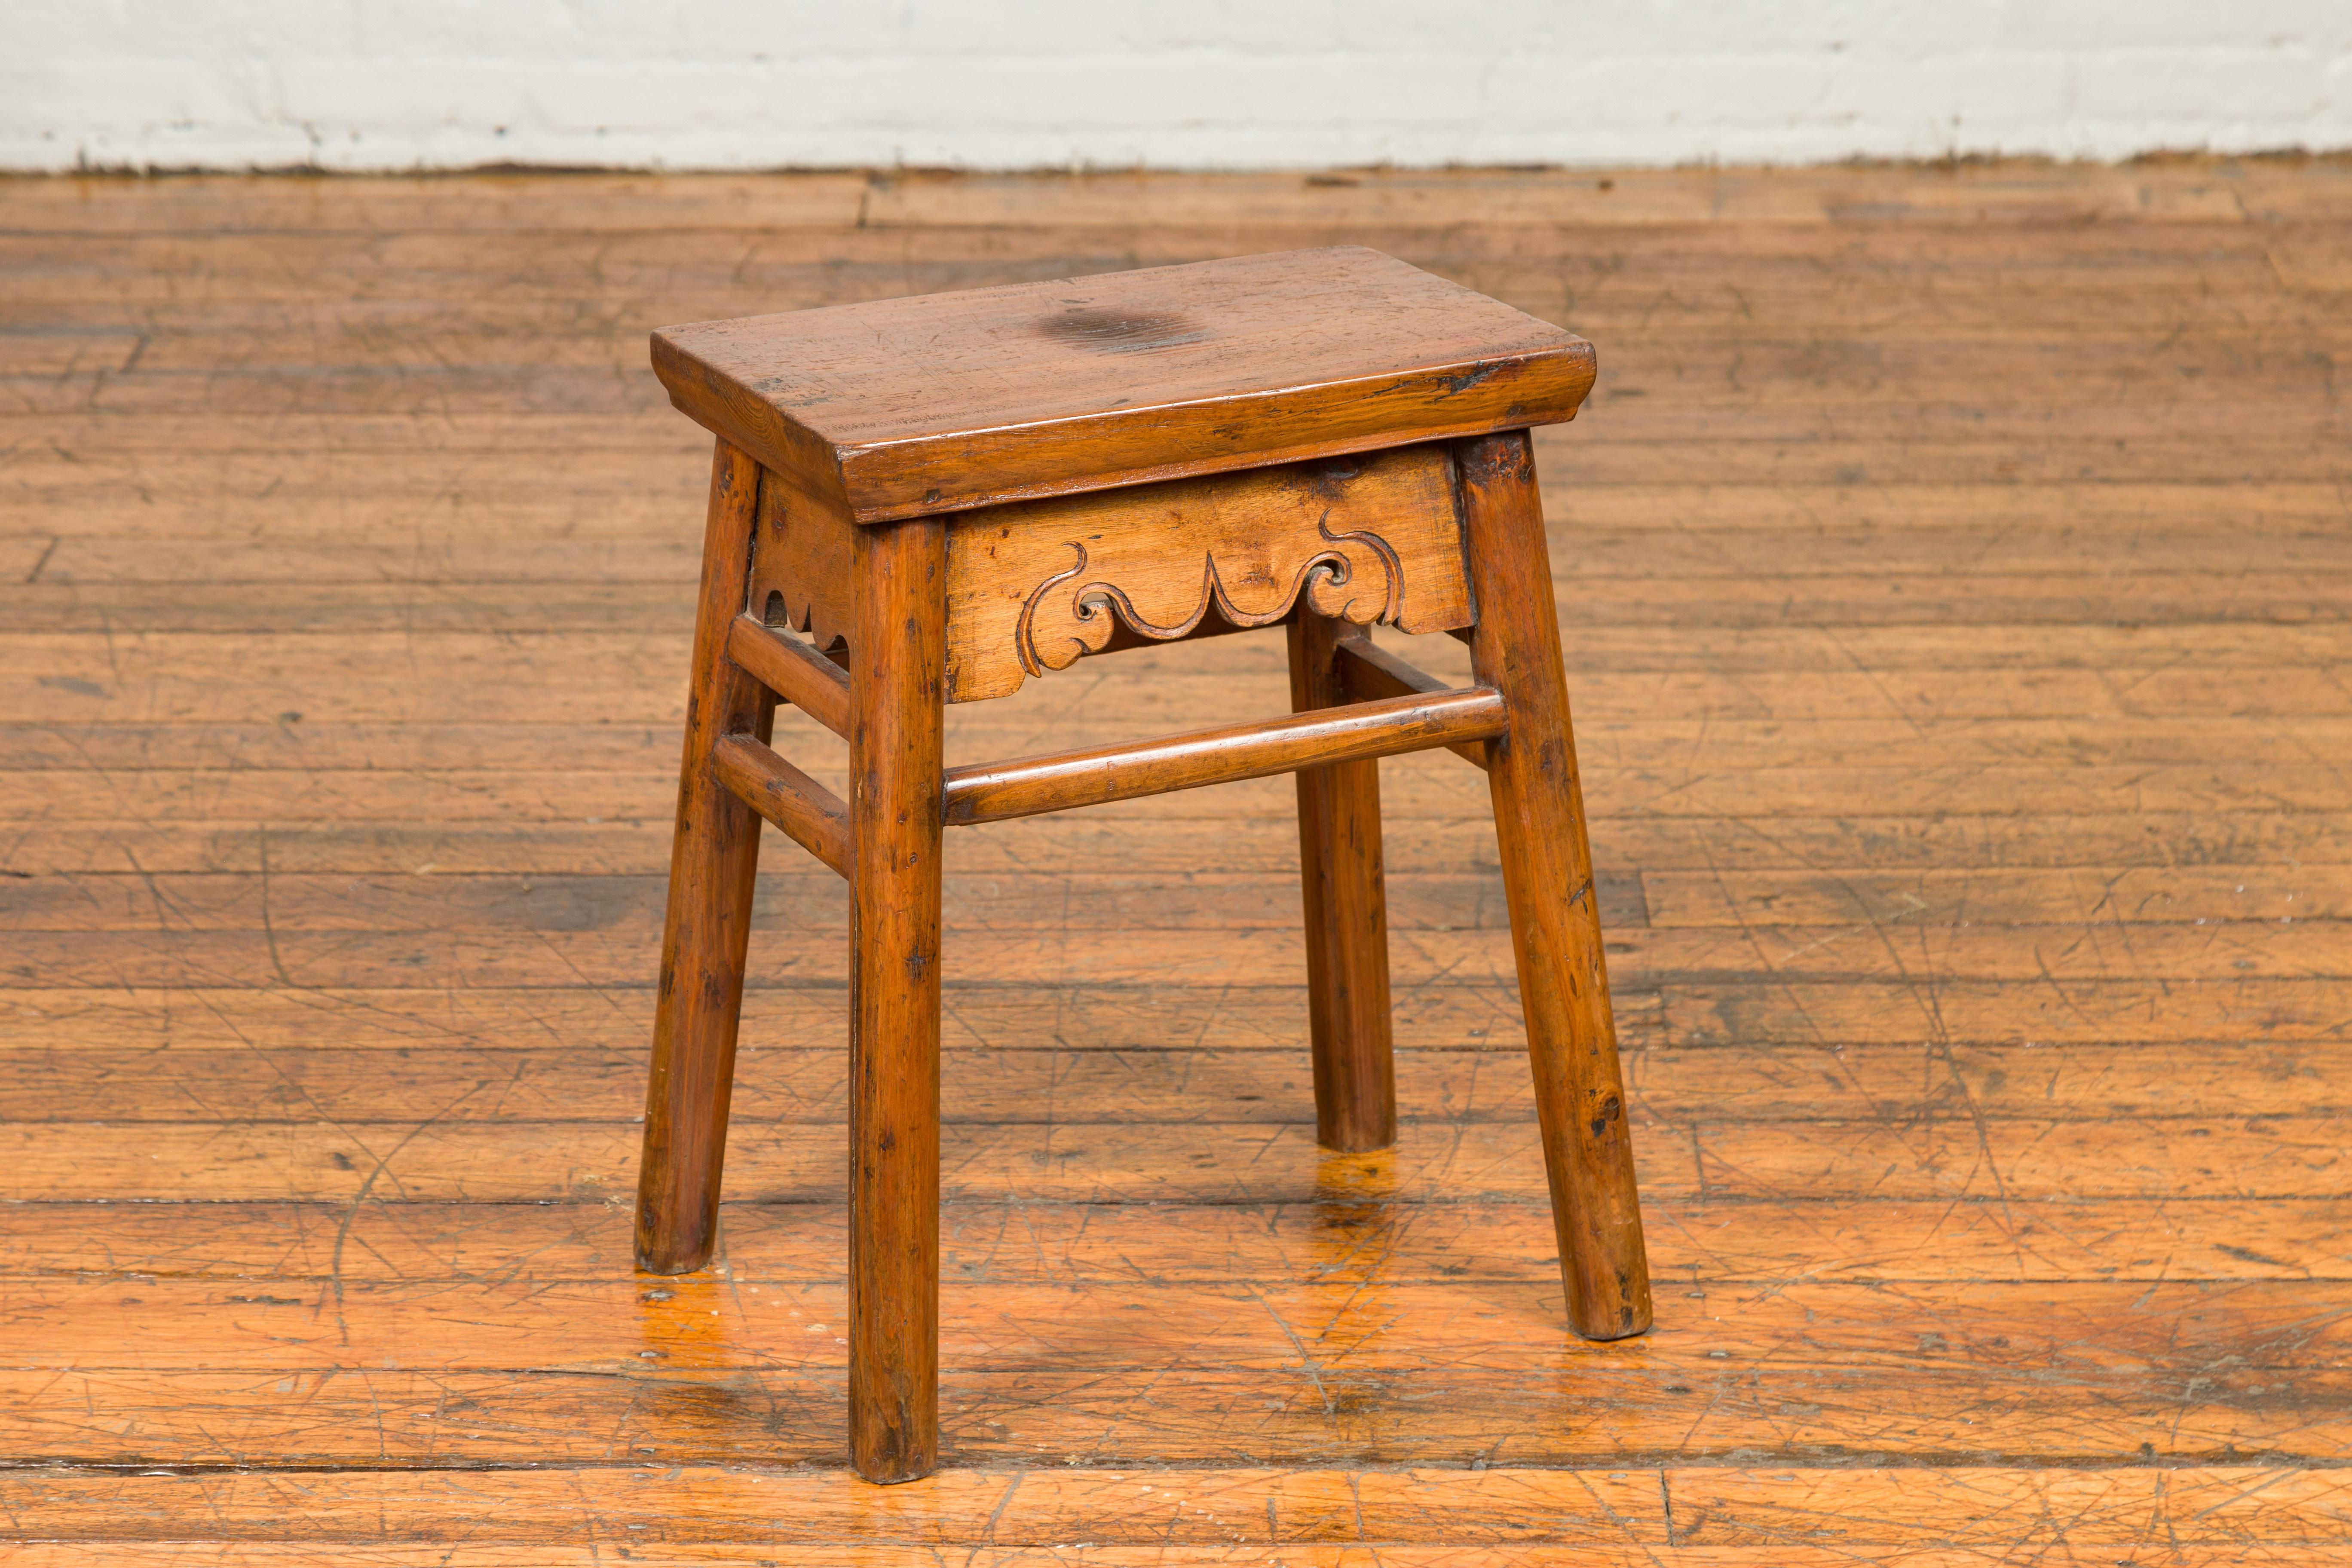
[1459, 431, 1653, 1341]
[668, 238, 1565, 1477]
[940, 442, 1472, 701]
[747, 458, 854, 651]
[686, 253, 1534, 1471]
[937, 686, 1508, 825]
[707, 734, 850, 879]
[5, 164, 2352, 1559]
[632, 439, 770, 1277]
[845, 515, 949, 1484]
[652, 246, 1597, 523]
[724, 613, 850, 738]
[1335, 631, 1491, 768]
[1289, 612, 1400, 1151]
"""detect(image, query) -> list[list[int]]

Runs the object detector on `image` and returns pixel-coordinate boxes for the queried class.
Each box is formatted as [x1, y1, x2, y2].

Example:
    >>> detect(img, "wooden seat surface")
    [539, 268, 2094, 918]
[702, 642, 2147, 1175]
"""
[651, 245, 1596, 523]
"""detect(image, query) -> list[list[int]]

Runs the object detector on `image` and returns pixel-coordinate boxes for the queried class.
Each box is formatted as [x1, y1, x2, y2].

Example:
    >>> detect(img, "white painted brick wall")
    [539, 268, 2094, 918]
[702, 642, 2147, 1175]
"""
[5, 1, 2348, 172]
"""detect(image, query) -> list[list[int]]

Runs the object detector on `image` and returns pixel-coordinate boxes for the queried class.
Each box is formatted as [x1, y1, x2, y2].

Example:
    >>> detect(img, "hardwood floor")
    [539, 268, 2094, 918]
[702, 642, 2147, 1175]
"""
[3, 160, 2349, 1561]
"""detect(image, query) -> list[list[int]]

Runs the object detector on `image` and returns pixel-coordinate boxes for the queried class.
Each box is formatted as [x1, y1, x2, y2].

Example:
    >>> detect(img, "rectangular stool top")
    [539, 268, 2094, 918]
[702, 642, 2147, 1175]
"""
[651, 246, 1595, 524]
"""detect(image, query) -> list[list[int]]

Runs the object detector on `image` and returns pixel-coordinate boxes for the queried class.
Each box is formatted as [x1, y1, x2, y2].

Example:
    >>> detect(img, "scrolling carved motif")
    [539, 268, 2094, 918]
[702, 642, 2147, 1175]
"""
[1013, 517, 1403, 677]
[943, 444, 1473, 702]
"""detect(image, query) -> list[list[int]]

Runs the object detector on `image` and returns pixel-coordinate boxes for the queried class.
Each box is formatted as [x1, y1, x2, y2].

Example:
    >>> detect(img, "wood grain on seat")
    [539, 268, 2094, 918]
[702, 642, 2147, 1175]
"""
[651, 246, 1596, 524]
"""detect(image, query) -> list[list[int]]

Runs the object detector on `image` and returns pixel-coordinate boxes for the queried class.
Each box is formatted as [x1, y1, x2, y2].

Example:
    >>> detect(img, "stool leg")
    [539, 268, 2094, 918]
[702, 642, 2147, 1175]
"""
[637, 439, 769, 1275]
[1456, 431, 1653, 1341]
[848, 515, 948, 1483]
[1287, 612, 1397, 1151]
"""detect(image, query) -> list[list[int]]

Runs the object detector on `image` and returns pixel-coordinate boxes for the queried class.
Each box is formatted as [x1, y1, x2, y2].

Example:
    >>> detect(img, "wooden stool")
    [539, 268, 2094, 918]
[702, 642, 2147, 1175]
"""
[634, 246, 1653, 1483]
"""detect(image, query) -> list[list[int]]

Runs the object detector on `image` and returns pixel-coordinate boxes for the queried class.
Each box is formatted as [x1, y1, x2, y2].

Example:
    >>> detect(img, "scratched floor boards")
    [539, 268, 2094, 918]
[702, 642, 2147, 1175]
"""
[1, 161, 2349, 1563]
